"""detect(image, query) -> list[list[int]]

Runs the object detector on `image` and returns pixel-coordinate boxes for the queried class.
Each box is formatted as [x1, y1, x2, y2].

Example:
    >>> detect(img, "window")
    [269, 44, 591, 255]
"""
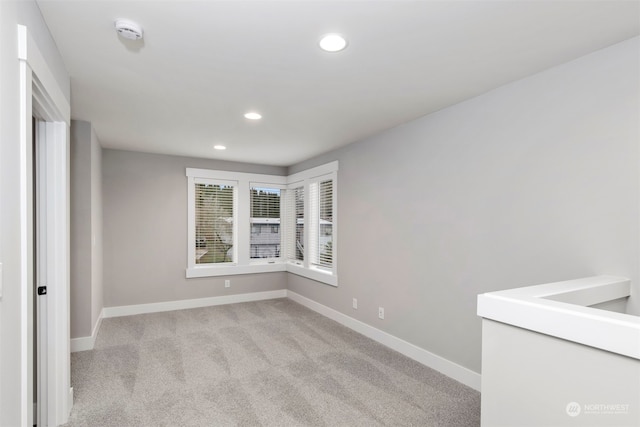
[285, 162, 338, 285]
[195, 181, 235, 264]
[186, 161, 337, 286]
[285, 185, 304, 264]
[250, 187, 282, 260]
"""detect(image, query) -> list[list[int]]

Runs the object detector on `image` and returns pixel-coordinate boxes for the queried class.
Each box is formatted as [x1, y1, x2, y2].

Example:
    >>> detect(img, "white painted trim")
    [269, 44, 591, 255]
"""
[287, 161, 339, 183]
[18, 26, 70, 125]
[287, 263, 337, 287]
[477, 275, 640, 359]
[187, 262, 286, 278]
[18, 26, 34, 427]
[186, 163, 338, 287]
[69, 288, 479, 391]
[70, 309, 104, 353]
[186, 168, 287, 185]
[286, 290, 481, 391]
[19, 24, 72, 426]
[103, 289, 287, 318]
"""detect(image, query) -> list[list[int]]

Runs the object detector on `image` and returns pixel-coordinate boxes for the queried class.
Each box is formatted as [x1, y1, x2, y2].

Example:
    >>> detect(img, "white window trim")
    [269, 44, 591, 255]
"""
[186, 162, 338, 286]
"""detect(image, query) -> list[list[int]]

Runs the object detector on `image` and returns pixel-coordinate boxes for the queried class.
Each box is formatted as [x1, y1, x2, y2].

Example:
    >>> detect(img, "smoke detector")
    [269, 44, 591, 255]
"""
[114, 19, 143, 40]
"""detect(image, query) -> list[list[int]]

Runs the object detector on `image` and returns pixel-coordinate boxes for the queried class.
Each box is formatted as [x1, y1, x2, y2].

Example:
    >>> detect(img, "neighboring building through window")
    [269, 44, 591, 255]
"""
[186, 161, 337, 286]
[250, 187, 281, 259]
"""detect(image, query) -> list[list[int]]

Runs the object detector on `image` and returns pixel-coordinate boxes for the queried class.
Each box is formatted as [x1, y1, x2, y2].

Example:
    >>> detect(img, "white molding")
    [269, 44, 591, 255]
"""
[18, 25, 70, 125]
[103, 289, 287, 318]
[186, 167, 287, 185]
[69, 288, 480, 391]
[477, 275, 639, 360]
[70, 309, 104, 353]
[287, 161, 339, 184]
[186, 163, 339, 285]
[287, 263, 337, 287]
[186, 262, 286, 278]
[286, 290, 481, 391]
[19, 23, 72, 426]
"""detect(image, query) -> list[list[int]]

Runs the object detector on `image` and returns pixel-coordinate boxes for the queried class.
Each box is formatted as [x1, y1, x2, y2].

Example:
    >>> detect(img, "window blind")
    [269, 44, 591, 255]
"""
[250, 187, 281, 259]
[194, 183, 234, 264]
[285, 186, 304, 262]
[318, 179, 333, 267]
[308, 179, 334, 268]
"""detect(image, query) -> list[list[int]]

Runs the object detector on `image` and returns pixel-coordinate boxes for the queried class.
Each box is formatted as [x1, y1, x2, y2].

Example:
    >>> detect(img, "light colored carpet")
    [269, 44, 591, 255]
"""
[65, 298, 480, 426]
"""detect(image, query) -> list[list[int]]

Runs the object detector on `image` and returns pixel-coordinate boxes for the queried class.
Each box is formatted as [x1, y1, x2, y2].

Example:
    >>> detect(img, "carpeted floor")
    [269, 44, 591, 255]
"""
[65, 298, 480, 426]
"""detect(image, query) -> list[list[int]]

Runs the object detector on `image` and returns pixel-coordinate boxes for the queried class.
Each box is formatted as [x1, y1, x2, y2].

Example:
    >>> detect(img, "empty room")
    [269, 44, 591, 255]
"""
[1, 0, 639, 426]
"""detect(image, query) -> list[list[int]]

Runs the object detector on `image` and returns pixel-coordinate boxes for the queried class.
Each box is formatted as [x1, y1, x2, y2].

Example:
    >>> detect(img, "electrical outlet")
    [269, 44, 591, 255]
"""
[378, 307, 384, 319]
[224, 279, 230, 288]
[352, 298, 358, 309]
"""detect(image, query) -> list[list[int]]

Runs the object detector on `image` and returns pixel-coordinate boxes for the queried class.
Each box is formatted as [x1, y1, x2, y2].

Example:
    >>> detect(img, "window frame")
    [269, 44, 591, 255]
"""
[186, 169, 287, 278]
[186, 161, 338, 286]
[249, 182, 286, 264]
[285, 163, 338, 286]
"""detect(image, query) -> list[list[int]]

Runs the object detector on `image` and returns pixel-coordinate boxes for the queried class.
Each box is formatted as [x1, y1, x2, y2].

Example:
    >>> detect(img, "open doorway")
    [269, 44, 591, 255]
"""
[19, 24, 72, 426]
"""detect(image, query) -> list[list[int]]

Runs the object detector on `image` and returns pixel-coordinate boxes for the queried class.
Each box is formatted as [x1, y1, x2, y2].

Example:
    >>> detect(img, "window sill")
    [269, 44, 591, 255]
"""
[287, 263, 337, 287]
[186, 262, 286, 278]
[186, 261, 337, 286]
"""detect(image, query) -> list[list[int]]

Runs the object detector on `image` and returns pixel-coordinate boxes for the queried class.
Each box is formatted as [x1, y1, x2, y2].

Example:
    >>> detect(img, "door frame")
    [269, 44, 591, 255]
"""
[18, 24, 71, 426]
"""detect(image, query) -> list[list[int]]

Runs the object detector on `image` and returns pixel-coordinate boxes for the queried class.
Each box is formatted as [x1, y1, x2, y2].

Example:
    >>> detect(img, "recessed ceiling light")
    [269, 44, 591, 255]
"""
[244, 112, 262, 120]
[319, 33, 347, 52]
[214, 145, 226, 150]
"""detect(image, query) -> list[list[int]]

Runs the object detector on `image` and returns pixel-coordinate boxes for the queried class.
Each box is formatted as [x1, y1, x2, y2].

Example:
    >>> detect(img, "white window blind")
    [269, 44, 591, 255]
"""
[285, 186, 304, 263]
[250, 187, 282, 259]
[308, 178, 334, 269]
[186, 162, 336, 285]
[318, 179, 334, 267]
[194, 181, 235, 264]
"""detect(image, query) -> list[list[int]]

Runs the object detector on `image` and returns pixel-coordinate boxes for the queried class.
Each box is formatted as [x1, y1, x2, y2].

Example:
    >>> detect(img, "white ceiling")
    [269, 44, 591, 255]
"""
[37, 0, 639, 167]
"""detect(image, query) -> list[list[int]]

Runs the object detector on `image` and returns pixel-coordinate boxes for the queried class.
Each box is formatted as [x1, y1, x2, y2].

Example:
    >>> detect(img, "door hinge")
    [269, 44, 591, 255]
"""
[37, 286, 47, 296]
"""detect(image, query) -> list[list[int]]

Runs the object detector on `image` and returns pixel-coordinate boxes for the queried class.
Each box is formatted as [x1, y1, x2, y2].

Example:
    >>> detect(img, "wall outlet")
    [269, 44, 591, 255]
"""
[378, 307, 384, 319]
[224, 279, 230, 288]
[352, 298, 358, 309]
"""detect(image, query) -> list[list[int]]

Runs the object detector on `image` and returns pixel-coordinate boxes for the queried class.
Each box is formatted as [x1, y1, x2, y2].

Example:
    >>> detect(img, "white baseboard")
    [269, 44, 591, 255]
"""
[67, 387, 73, 418]
[102, 289, 288, 318]
[68, 287, 481, 391]
[70, 308, 104, 352]
[286, 290, 481, 391]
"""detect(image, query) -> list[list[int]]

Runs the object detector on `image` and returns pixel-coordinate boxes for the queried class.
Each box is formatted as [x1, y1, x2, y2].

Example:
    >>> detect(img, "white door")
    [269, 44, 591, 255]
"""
[34, 118, 49, 427]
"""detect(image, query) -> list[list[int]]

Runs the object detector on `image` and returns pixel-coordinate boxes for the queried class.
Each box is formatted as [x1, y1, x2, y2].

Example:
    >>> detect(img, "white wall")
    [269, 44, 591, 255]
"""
[70, 120, 104, 339]
[288, 37, 640, 375]
[0, 1, 69, 424]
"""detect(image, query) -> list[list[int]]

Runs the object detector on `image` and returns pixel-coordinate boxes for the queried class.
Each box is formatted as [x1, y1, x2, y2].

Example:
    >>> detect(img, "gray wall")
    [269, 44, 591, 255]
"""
[70, 120, 104, 339]
[0, 1, 69, 424]
[102, 149, 288, 307]
[91, 124, 103, 331]
[481, 319, 639, 426]
[288, 37, 640, 374]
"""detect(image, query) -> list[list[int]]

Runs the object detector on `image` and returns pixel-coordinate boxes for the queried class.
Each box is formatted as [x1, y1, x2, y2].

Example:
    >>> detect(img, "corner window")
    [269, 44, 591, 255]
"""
[186, 161, 337, 286]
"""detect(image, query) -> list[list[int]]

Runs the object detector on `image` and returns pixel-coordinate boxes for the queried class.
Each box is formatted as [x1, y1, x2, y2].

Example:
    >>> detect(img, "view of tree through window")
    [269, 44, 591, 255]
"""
[195, 183, 234, 264]
[250, 187, 281, 259]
